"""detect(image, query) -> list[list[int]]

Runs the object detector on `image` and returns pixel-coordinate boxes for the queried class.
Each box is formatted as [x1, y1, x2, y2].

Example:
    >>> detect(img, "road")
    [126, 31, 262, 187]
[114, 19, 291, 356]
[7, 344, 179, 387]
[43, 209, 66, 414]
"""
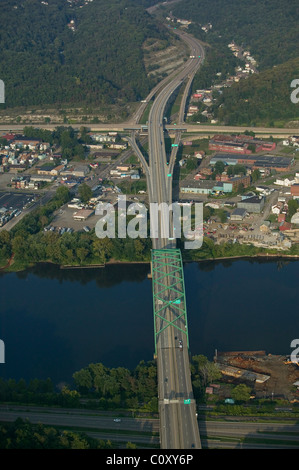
[1, 405, 298, 449]
[143, 30, 204, 449]
[1, 123, 298, 138]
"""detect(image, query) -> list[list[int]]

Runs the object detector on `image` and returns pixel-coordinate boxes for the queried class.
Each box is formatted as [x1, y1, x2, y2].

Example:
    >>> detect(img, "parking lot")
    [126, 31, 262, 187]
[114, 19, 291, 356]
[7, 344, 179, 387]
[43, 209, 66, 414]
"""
[0, 191, 37, 212]
[49, 205, 99, 233]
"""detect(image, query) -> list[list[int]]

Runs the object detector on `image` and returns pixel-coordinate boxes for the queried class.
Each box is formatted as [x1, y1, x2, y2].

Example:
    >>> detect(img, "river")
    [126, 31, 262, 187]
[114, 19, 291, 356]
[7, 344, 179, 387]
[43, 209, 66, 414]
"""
[0, 258, 298, 385]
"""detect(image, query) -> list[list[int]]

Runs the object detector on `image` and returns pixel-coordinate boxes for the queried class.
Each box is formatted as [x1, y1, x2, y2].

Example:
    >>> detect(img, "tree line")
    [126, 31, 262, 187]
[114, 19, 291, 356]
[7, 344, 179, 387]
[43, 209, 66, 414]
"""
[0, 355, 221, 411]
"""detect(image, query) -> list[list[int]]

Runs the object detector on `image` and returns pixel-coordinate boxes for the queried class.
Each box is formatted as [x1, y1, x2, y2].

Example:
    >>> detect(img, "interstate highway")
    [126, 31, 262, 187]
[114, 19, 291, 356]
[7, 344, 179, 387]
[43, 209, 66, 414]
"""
[146, 31, 204, 449]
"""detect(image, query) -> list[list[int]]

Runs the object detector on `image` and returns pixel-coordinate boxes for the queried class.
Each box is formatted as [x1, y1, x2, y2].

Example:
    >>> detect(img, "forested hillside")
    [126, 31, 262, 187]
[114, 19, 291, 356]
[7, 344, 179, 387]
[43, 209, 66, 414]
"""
[212, 57, 299, 126]
[0, 0, 168, 108]
[172, 0, 299, 70]
[168, 0, 299, 126]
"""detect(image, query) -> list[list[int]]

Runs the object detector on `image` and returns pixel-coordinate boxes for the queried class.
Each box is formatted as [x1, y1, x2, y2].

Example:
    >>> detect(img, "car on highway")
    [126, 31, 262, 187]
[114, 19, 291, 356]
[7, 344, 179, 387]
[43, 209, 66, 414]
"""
[113, 418, 121, 423]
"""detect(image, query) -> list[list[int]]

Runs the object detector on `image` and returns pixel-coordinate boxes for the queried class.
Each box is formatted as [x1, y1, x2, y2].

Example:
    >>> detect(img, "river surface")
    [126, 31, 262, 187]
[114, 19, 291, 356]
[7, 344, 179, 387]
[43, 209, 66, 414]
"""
[0, 259, 298, 385]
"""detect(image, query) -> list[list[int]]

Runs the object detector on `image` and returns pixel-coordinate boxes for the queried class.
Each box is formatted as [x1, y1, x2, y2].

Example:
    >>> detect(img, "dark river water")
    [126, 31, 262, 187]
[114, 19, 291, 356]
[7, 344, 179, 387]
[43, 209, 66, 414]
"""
[0, 258, 298, 385]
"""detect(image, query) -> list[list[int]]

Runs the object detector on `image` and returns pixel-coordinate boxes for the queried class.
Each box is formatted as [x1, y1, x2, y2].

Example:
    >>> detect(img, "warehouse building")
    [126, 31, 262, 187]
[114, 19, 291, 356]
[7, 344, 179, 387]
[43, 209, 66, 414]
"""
[237, 195, 265, 213]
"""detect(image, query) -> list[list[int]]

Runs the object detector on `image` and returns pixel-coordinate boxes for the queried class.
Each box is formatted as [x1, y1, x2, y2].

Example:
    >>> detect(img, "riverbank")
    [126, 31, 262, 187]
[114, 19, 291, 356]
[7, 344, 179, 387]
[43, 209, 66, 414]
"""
[1, 251, 299, 274]
[186, 253, 299, 263]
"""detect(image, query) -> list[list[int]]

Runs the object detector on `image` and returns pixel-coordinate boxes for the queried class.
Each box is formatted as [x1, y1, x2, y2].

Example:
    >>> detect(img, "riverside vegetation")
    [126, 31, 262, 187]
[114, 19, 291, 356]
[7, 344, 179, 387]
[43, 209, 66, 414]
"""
[0, 185, 299, 271]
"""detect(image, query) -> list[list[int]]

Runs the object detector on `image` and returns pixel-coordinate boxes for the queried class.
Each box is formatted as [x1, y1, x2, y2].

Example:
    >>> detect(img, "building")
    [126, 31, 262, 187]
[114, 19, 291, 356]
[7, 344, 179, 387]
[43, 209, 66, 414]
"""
[92, 150, 118, 161]
[275, 177, 296, 187]
[252, 155, 293, 172]
[291, 184, 299, 199]
[8, 164, 27, 173]
[180, 180, 215, 195]
[209, 134, 276, 153]
[73, 209, 94, 220]
[213, 182, 233, 193]
[116, 165, 130, 172]
[279, 221, 292, 232]
[278, 213, 286, 223]
[90, 134, 117, 143]
[272, 202, 284, 215]
[216, 174, 251, 190]
[255, 185, 272, 195]
[12, 138, 40, 150]
[109, 142, 127, 150]
[237, 195, 265, 213]
[209, 140, 252, 154]
[31, 175, 55, 183]
[230, 208, 247, 221]
[210, 154, 239, 166]
[61, 166, 89, 178]
[260, 222, 270, 233]
[210, 153, 293, 172]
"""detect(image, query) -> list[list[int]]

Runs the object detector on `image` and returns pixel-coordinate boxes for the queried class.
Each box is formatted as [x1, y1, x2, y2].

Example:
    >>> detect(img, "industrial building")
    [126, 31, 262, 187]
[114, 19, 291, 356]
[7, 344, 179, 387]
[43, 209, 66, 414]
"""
[237, 195, 265, 213]
[230, 208, 248, 221]
[180, 180, 215, 195]
[210, 153, 293, 172]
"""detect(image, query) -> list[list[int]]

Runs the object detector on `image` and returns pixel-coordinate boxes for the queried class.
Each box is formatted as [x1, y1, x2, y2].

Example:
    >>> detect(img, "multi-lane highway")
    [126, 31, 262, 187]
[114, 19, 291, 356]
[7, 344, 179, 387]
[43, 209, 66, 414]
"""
[142, 31, 204, 449]
[1, 404, 299, 449]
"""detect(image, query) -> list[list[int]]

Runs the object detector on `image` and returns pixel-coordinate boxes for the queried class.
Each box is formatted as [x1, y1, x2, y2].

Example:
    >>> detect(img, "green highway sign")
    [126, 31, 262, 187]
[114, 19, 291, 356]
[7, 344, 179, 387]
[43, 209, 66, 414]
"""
[184, 399, 191, 404]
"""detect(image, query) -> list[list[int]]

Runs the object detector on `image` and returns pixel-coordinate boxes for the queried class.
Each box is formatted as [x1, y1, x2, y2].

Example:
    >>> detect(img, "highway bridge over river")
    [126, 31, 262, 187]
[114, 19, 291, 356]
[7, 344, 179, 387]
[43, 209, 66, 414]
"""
[128, 29, 205, 449]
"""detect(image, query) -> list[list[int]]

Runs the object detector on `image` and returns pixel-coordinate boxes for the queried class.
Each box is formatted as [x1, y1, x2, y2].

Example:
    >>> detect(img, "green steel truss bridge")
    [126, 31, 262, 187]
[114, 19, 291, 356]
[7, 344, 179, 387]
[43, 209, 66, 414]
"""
[151, 249, 189, 356]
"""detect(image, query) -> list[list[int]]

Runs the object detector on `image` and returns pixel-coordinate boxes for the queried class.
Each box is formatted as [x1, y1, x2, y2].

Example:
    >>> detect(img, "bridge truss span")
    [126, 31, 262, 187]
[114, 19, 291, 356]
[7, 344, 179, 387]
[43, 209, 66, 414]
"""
[151, 249, 189, 356]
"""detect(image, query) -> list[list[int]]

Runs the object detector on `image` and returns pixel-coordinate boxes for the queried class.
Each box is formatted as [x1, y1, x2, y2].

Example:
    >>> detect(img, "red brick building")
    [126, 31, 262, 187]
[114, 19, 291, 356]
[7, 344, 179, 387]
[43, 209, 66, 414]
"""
[209, 141, 252, 154]
[291, 184, 299, 198]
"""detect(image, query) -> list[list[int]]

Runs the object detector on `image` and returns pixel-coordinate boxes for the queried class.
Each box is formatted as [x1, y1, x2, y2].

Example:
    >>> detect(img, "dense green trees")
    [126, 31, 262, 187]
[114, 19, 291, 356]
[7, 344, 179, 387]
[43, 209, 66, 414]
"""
[0, 360, 159, 412]
[190, 355, 221, 402]
[0, 355, 220, 412]
[191, 40, 242, 92]
[0, 0, 169, 109]
[286, 199, 299, 222]
[212, 57, 299, 126]
[172, 0, 299, 126]
[78, 183, 92, 203]
[173, 0, 299, 70]
[72, 360, 158, 410]
[231, 384, 251, 403]
[24, 125, 88, 160]
[0, 418, 110, 449]
[0, 186, 152, 268]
